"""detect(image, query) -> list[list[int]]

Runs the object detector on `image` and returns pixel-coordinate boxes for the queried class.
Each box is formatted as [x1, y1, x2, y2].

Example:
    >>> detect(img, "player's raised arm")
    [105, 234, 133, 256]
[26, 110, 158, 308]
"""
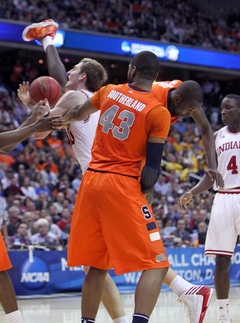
[192, 107, 224, 188]
[17, 81, 35, 110]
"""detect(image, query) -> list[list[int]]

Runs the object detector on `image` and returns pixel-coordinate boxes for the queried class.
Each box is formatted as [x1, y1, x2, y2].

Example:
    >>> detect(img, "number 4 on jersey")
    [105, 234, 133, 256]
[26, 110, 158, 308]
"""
[227, 155, 238, 174]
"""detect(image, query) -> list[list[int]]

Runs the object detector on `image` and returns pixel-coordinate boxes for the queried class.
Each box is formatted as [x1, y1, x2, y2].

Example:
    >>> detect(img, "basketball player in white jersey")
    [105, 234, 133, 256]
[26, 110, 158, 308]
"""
[179, 94, 240, 323]
[20, 19, 215, 323]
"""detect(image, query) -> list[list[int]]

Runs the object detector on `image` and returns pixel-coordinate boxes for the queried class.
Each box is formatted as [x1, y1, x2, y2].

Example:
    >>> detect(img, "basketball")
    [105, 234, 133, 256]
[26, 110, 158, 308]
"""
[29, 76, 62, 107]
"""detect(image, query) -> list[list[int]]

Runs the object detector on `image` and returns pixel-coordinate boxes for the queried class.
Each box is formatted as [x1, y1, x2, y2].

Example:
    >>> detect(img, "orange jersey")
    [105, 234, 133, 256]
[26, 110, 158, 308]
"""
[0, 231, 11, 271]
[89, 83, 171, 177]
[151, 80, 182, 124]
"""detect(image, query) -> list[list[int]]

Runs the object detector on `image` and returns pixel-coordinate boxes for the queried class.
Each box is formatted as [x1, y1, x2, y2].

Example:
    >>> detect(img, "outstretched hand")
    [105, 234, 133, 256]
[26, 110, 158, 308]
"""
[31, 99, 51, 120]
[205, 168, 224, 189]
[178, 191, 193, 211]
[17, 81, 32, 109]
[34, 114, 63, 133]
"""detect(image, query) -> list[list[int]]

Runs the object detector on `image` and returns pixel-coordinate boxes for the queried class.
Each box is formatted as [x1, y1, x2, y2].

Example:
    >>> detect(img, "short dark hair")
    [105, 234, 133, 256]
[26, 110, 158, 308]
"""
[130, 51, 159, 81]
[17, 221, 29, 229]
[176, 80, 203, 104]
[224, 94, 240, 107]
[80, 58, 108, 92]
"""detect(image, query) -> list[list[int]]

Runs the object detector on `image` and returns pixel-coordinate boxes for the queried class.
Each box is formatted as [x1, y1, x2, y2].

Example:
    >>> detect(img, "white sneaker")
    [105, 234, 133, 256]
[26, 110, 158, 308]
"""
[219, 317, 232, 323]
[22, 19, 58, 41]
[178, 285, 213, 323]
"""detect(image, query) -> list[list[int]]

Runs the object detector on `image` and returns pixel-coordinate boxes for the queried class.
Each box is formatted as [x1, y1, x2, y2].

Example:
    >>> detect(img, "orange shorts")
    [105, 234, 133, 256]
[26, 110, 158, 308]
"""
[67, 170, 169, 275]
[0, 231, 12, 271]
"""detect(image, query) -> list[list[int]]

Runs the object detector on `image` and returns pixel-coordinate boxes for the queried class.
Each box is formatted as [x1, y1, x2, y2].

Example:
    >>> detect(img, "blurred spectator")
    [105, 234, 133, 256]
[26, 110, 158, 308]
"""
[154, 174, 169, 198]
[151, 200, 165, 219]
[47, 132, 62, 152]
[40, 163, 59, 190]
[3, 177, 23, 200]
[171, 219, 191, 247]
[199, 209, 209, 226]
[11, 59, 24, 91]
[35, 179, 51, 197]
[71, 169, 83, 191]
[190, 209, 200, 230]
[1, 167, 15, 190]
[45, 215, 62, 239]
[48, 204, 61, 224]
[21, 176, 38, 200]
[162, 217, 176, 237]
[9, 222, 31, 249]
[35, 192, 51, 211]
[53, 192, 65, 214]
[7, 206, 21, 236]
[57, 208, 72, 232]
[42, 155, 59, 175]
[182, 213, 193, 234]
[22, 211, 37, 236]
[197, 221, 208, 246]
[30, 218, 59, 250]
[12, 153, 29, 172]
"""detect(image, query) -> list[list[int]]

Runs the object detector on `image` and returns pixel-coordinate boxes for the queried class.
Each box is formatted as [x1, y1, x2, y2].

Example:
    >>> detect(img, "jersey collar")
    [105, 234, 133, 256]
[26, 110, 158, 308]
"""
[128, 83, 149, 92]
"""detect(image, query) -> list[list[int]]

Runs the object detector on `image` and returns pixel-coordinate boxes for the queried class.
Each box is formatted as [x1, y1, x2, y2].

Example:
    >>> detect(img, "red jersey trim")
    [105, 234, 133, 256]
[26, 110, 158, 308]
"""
[205, 249, 233, 257]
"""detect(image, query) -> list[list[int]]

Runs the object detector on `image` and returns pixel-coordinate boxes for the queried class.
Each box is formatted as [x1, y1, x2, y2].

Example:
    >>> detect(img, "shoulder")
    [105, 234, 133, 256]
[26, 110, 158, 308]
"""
[61, 90, 88, 101]
[152, 80, 182, 89]
[148, 105, 171, 120]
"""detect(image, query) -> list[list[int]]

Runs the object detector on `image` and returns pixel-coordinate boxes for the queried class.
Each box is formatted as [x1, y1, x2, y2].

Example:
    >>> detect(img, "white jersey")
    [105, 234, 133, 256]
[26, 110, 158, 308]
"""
[214, 126, 240, 191]
[66, 89, 100, 173]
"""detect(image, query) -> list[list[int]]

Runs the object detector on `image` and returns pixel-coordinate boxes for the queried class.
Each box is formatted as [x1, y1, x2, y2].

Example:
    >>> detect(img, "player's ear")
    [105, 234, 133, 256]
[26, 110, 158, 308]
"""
[131, 66, 137, 77]
[175, 94, 181, 103]
[79, 73, 87, 81]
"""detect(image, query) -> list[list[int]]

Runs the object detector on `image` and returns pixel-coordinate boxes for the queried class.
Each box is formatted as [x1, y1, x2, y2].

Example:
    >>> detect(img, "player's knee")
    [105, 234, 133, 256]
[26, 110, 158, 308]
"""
[216, 255, 231, 270]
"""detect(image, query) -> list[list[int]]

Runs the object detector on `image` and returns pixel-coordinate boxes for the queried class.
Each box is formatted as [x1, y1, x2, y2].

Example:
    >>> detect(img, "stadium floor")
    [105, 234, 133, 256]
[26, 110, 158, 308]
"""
[1, 286, 240, 323]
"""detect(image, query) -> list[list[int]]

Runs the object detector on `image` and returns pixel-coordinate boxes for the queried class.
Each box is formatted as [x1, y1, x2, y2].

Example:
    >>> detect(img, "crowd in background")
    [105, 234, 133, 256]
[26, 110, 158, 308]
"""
[1, 0, 240, 52]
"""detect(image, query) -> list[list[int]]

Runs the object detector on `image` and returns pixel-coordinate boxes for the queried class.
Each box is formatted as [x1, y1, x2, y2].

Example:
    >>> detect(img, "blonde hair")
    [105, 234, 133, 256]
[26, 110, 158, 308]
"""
[80, 58, 108, 92]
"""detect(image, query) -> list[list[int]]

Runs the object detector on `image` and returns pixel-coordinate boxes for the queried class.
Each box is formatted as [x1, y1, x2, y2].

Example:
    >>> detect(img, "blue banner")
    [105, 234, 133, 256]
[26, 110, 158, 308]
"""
[1, 20, 240, 70]
[8, 247, 240, 295]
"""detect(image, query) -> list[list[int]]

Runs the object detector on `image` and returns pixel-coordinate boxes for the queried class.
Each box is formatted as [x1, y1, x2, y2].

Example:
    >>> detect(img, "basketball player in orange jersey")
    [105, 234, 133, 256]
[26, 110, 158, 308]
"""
[20, 20, 221, 323]
[179, 94, 240, 323]
[60, 50, 171, 323]
[0, 102, 62, 323]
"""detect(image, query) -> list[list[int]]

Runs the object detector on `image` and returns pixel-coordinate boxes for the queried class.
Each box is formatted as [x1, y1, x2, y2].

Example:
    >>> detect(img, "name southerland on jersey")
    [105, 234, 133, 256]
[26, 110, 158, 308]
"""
[89, 83, 171, 177]
[214, 126, 240, 191]
[66, 89, 100, 174]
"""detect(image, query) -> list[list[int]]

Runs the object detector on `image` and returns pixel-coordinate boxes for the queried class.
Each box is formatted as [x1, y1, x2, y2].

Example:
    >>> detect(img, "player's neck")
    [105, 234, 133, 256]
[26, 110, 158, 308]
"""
[167, 90, 175, 115]
[228, 122, 240, 133]
[76, 84, 88, 92]
[131, 80, 152, 92]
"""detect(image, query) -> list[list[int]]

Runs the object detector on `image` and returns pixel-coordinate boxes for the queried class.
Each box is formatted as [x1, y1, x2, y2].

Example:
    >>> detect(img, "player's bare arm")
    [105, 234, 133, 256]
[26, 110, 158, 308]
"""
[179, 174, 214, 210]
[34, 90, 89, 139]
[3, 99, 51, 153]
[62, 98, 98, 126]
[0, 115, 62, 154]
[192, 107, 224, 188]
